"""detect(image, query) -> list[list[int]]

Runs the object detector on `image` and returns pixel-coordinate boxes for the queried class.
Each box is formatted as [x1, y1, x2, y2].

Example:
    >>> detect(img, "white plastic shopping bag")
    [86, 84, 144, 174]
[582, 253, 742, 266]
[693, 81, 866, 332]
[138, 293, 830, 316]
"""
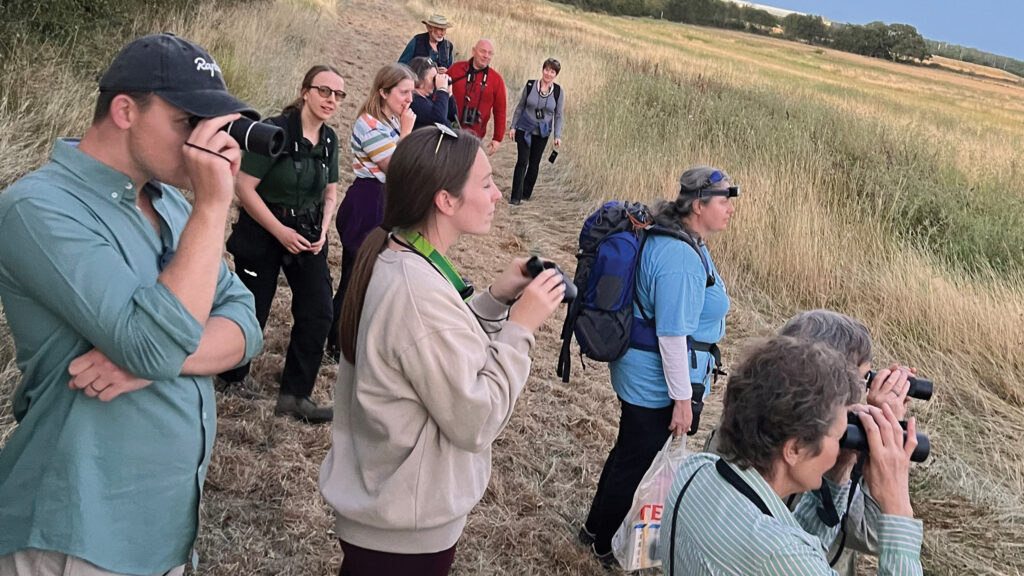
[611, 435, 690, 571]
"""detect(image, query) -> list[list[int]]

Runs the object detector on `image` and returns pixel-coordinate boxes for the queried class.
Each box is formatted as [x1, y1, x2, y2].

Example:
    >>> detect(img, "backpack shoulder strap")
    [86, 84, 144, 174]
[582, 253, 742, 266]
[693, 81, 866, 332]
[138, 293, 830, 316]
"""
[647, 225, 714, 287]
[553, 82, 562, 102]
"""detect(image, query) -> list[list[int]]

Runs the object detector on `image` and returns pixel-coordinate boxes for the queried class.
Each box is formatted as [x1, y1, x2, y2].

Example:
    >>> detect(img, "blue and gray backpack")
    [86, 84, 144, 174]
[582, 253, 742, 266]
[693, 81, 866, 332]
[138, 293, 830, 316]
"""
[556, 201, 714, 383]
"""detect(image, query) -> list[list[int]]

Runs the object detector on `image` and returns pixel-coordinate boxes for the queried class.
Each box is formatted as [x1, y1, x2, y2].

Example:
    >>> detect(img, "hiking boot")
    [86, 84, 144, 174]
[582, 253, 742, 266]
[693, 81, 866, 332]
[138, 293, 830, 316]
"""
[274, 394, 333, 424]
[214, 375, 261, 400]
[577, 525, 597, 548]
[591, 544, 618, 570]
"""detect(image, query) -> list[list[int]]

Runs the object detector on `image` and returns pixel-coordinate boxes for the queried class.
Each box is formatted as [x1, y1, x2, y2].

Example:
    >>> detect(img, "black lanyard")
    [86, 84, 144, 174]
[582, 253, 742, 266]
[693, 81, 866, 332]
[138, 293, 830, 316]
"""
[668, 459, 773, 576]
[464, 61, 489, 105]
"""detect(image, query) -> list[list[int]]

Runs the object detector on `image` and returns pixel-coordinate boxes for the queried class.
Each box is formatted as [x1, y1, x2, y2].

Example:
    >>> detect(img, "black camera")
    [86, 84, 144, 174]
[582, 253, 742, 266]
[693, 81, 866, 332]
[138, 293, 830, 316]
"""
[296, 220, 323, 244]
[189, 116, 285, 158]
[525, 256, 576, 303]
[865, 370, 933, 401]
[461, 106, 481, 126]
[534, 108, 545, 120]
[840, 412, 930, 462]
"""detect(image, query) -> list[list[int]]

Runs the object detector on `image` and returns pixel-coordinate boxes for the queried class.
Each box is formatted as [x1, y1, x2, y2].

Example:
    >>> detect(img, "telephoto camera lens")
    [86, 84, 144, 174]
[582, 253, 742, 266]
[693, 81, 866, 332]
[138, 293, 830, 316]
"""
[865, 370, 933, 401]
[840, 413, 930, 462]
[189, 116, 285, 158]
[225, 117, 285, 158]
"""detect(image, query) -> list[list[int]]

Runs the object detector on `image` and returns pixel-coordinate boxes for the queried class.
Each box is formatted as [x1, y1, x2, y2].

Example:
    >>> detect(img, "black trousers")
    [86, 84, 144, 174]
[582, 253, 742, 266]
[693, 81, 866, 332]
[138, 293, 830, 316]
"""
[510, 129, 549, 202]
[328, 247, 357, 351]
[220, 213, 333, 398]
[584, 397, 673, 554]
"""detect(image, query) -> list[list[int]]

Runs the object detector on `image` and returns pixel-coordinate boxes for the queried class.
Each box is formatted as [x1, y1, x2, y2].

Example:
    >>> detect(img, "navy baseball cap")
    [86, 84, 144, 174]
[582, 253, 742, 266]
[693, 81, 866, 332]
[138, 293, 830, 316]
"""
[99, 33, 259, 120]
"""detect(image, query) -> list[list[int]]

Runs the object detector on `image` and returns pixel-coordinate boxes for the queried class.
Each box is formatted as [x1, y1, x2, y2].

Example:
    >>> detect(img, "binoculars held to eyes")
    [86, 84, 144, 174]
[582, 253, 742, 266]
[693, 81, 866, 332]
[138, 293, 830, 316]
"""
[525, 256, 576, 303]
[840, 412, 930, 462]
[190, 116, 285, 158]
[865, 370, 933, 401]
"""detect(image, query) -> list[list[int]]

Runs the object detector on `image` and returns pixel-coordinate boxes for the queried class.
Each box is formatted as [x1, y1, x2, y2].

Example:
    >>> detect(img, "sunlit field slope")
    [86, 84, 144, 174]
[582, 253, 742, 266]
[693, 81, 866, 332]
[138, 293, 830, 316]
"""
[432, 0, 1024, 573]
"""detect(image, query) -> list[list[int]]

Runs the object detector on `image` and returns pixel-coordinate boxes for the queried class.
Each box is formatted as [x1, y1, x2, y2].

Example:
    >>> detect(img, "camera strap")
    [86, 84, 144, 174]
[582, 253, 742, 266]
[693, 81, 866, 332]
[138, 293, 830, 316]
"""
[392, 229, 474, 301]
[463, 61, 489, 108]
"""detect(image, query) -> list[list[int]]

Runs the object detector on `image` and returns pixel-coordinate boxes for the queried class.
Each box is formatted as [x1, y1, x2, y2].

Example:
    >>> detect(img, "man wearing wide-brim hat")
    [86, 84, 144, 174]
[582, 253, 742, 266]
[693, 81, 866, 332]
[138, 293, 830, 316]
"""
[399, 13, 455, 74]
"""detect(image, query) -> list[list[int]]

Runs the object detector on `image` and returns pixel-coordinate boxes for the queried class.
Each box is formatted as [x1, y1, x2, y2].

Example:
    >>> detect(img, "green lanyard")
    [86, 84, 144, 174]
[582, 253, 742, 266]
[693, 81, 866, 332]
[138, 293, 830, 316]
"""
[395, 229, 474, 301]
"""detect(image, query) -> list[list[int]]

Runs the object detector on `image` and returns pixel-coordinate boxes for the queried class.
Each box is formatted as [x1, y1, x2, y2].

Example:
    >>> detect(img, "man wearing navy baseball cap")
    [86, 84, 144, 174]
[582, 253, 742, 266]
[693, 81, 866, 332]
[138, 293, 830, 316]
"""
[0, 33, 263, 576]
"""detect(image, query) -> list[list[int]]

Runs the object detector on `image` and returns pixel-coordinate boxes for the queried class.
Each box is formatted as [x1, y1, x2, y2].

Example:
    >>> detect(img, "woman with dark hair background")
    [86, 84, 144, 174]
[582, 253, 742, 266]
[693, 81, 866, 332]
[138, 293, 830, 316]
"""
[407, 56, 455, 130]
[508, 57, 564, 205]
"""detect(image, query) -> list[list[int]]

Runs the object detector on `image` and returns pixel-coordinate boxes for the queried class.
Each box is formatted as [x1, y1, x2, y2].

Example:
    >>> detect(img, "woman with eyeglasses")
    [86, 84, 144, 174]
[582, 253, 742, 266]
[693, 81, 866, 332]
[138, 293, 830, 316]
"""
[507, 57, 564, 205]
[319, 126, 564, 575]
[327, 63, 416, 361]
[579, 166, 737, 568]
[408, 56, 457, 131]
[216, 64, 343, 424]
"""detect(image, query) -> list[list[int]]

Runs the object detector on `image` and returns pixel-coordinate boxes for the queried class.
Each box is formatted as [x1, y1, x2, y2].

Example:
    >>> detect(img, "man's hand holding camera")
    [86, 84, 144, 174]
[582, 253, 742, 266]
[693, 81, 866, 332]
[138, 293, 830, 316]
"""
[182, 113, 243, 207]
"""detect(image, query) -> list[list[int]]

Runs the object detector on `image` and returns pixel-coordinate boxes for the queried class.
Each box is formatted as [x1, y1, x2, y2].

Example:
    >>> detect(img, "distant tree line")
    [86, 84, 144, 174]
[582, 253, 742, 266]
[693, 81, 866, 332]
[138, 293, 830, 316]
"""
[550, 0, 1018, 76]
[927, 40, 1024, 78]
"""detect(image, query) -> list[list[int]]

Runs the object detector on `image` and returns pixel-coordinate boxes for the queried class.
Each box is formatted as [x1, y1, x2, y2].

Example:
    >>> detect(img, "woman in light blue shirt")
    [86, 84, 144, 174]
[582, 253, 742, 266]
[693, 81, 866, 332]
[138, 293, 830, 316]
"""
[580, 166, 738, 567]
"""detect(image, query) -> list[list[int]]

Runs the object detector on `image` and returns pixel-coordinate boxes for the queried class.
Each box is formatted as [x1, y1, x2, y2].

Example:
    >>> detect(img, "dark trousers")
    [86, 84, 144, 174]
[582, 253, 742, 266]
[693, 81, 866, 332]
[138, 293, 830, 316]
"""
[510, 129, 549, 202]
[328, 246, 357, 350]
[219, 213, 333, 398]
[584, 397, 673, 554]
[338, 540, 457, 576]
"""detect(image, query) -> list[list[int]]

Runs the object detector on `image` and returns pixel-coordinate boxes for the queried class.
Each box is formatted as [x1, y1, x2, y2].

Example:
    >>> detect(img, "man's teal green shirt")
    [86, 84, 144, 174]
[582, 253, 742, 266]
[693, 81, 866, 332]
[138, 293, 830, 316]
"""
[0, 139, 263, 574]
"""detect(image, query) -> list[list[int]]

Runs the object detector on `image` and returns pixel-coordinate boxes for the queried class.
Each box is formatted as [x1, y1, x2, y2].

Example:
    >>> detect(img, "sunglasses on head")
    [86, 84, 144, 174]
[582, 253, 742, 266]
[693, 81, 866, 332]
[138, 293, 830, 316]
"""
[434, 122, 458, 154]
[691, 170, 739, 198]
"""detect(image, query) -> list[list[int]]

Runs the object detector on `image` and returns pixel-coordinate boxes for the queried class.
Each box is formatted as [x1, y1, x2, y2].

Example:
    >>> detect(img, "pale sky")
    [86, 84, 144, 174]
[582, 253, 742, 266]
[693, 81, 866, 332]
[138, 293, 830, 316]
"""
[762, 0, 1023, 61]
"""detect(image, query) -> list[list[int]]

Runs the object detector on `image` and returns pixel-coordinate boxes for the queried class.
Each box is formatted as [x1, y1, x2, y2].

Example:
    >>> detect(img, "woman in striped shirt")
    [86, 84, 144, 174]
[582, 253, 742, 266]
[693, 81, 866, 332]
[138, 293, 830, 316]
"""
[661, 336, 923, 576]
[328, 63, 416, 358]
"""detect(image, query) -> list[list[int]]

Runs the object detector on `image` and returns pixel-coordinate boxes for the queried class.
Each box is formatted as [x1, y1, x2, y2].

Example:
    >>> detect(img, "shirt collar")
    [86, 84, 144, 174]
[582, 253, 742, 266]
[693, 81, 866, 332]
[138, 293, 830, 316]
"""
[51, 138, 139, 205]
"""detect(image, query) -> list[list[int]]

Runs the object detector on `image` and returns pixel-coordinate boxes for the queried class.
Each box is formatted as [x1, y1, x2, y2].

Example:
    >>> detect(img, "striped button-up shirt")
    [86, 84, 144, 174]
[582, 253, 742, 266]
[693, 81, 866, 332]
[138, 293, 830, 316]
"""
[660, 453, 923, 576]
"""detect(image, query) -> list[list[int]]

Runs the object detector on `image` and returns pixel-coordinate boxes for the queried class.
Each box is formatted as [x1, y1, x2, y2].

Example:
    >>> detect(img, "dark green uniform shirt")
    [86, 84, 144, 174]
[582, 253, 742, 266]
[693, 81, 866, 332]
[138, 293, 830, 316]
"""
[241, 115, 339, 210]
[0, 139, 263, 574]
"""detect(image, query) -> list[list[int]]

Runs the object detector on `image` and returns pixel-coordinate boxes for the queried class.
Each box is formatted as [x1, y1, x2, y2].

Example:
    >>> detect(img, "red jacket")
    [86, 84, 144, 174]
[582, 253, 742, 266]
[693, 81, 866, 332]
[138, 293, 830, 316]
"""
[449, 60, 507, 141]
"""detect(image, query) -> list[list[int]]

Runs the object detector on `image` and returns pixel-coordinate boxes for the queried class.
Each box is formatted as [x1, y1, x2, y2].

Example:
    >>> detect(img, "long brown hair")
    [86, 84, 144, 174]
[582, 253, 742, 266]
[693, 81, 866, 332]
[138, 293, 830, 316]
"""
[357, 63, 415, 122]
[282, 64, 342, 116]
[339, 127, 482, 363]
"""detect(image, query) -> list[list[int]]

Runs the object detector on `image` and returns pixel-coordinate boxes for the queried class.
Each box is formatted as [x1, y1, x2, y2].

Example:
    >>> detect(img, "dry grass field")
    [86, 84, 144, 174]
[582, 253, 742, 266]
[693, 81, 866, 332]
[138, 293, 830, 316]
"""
[2, 0, 1024, 575]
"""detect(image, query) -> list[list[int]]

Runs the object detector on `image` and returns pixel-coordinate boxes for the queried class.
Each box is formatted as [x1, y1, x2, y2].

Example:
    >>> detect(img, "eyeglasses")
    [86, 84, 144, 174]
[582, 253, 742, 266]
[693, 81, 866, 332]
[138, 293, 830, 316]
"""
[434, 122, 458, 154]
[310, 85, 346, 100]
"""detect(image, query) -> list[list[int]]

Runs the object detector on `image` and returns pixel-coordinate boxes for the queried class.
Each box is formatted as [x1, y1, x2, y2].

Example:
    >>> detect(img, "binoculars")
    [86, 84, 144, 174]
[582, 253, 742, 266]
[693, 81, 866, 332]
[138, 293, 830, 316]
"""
[525, 256, 576, 303]
[840, 412, 930, 462]
[865, 370, 933, 401]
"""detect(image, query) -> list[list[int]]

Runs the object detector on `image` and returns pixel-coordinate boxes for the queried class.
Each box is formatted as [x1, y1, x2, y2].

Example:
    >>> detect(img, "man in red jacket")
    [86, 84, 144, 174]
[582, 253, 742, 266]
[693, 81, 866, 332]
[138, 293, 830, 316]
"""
[450, 39, 506, 156]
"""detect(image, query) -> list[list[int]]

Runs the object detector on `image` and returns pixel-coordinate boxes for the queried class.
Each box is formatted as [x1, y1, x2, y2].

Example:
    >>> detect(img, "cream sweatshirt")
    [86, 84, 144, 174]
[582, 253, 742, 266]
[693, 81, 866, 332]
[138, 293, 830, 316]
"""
[319, 248, 535, 553]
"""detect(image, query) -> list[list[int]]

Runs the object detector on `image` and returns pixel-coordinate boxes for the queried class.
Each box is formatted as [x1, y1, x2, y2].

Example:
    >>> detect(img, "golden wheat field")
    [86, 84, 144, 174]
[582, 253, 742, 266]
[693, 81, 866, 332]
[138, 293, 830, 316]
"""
[2, 0, 1024, 574]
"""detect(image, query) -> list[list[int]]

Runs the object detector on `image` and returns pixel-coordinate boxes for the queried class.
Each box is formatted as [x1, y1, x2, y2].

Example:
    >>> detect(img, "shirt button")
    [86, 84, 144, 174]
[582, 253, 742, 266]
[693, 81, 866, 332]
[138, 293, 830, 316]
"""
[202, 411, 207, 420]
[111, 192, 118, 199]
[124, 183, 132, 190]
